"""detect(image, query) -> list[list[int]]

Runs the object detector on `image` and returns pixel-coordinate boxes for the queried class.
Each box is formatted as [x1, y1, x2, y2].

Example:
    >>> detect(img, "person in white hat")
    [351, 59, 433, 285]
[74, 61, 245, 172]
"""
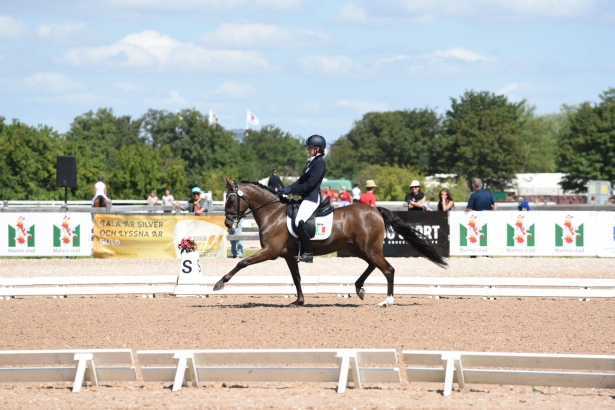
[358, 180, 377, 206]
[405, 180, 427, 211]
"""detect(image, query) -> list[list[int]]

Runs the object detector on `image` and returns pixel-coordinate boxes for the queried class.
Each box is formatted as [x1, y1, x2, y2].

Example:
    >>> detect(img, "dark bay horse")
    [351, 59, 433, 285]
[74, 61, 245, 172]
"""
[92, 195, 107, 208]
[217, 178, 447, 306]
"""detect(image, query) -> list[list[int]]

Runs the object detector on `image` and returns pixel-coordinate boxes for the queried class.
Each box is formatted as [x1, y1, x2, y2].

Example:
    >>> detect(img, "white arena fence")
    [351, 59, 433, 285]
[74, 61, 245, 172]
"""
[0, 348, 614, 395]
[1, 275, 614, 300]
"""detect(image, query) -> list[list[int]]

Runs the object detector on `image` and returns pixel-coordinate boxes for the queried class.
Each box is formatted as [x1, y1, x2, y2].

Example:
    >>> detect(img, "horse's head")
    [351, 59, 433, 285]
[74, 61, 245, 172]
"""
[224, 177, 250, 230]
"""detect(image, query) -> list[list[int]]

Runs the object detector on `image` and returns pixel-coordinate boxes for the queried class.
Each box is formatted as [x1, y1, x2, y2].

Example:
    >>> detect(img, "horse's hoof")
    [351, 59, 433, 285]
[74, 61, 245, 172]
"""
[356, 287, 365, 300]
[288, 300, 303, 307]
[213, 281, 224, 291]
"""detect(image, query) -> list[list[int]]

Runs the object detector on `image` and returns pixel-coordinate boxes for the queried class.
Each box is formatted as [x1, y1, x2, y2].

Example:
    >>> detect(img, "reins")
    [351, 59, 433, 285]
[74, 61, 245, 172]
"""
[225, 182, 281, 228]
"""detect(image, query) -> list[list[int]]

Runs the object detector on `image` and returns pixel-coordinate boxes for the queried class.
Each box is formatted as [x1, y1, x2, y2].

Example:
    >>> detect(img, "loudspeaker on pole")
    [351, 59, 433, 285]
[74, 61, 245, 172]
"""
[56, 156, 78, 188]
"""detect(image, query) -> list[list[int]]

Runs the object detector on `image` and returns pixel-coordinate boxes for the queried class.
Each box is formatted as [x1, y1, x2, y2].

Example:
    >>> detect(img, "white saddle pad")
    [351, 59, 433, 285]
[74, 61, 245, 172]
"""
[287, 212, 334, 240]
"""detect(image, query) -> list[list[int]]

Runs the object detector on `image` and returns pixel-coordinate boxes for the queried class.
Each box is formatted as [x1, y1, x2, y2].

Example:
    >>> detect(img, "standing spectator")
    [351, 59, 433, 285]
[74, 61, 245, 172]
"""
[322, 185, 337, 203]
[147, 189, 158, 206]
[175, 187, 209, 215]
[517, 196, 530, 211]
[338, 186, 352, 207]
[589, 196, 596, 205]
[161, 189, 174, 206]
[267, 169, 284, 192]
[437, 188, 455, 211]
[228, 219, 243, 259]
[405, 180, 426, 211]
[352, 183, 361, 204]
[92, 176, 109, 206]
[466, 178, 497, 211]
[359, 180, 377, 206]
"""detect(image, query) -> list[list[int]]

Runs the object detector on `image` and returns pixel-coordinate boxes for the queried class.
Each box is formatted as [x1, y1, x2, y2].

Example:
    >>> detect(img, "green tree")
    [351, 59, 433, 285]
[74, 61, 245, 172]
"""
[140, 109, 240, 188]
[439, 90, 524, 190]
[356, 165, 424, 201]
[329, 109, 441, 179]
[113, 144, 186, 199]
[63, 108, 142, 199]
[559, 88, 615, 192]
[518, 104, 559, 173]
[239, 125, 306, 179]
[0, 118, 63, 200]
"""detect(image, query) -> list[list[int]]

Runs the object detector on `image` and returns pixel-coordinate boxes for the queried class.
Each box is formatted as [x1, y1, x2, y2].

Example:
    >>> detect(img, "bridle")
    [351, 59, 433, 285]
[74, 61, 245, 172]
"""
[225, 182, 281, 229]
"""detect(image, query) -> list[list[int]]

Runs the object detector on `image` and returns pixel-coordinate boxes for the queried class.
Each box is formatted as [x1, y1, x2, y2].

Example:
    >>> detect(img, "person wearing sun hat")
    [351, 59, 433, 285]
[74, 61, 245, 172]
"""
[358, 180, 377, 206]
[405, 179, 427, 211]
[176, 186, 209, 215]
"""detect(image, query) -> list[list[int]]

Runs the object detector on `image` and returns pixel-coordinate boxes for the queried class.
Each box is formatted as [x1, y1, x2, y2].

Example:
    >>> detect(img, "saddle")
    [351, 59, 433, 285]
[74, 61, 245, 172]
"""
[286, 197, 334, 239]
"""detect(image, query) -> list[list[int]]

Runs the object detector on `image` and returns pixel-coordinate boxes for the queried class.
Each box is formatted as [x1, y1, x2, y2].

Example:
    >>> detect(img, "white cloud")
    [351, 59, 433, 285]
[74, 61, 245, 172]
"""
[23, 72, 86, 94]
[336, 99, 388, 114]
[426, 47, 496, 63]
[497, 82, 558, 97]
[200, 23, 332, 49]
[298, 55, 373, 77]
[212, 81, 256, 99]
[36, 22, 102, 45]
[113, 82, 147, 92]
[332, 0, 597, 26]
[145, 90, 190, 108]
[61, 30, 271, 73]
[23, 92, 102, 105]
[0, 15, 29, 39]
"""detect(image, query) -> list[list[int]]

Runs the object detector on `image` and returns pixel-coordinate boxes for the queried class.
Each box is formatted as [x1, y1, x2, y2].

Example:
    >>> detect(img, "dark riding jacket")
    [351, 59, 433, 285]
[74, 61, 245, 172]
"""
[286, 154, 326, 202]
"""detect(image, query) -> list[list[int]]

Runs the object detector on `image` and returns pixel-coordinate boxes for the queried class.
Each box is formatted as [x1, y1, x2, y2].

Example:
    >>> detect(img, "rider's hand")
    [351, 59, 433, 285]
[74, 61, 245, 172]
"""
[279, 187, 291, 195]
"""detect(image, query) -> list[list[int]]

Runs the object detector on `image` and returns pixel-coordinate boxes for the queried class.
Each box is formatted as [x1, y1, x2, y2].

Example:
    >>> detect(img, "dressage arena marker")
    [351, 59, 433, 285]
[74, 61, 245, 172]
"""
[404, 350, 615, 396]
[137, 348, 400, 393]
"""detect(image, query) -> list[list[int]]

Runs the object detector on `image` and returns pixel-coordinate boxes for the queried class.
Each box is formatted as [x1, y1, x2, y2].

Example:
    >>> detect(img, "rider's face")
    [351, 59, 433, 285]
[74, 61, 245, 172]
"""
[307, 146, 317, 156]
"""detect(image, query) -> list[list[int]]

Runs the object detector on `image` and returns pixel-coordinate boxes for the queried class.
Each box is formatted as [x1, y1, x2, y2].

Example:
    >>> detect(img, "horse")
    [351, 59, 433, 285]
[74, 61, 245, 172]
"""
[92, 195, 107, 208]
[217, 177, 447, 307]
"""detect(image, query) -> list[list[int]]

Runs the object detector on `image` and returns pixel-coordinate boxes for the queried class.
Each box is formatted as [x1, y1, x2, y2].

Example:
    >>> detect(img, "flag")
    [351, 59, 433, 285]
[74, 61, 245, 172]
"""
[246, 109, 260, 128]
[208, 109, 218, 125]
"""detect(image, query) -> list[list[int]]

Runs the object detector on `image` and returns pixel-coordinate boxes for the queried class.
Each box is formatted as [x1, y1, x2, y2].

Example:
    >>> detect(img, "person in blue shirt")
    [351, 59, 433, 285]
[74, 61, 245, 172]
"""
[278, 135, 327, 263]
[466, 178, 498, 211]
[517, 196, 530, 211]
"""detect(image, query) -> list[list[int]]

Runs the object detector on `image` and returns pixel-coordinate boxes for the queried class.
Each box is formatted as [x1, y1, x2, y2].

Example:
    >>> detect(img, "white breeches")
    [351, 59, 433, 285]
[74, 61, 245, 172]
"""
[295, 196, 320, 226]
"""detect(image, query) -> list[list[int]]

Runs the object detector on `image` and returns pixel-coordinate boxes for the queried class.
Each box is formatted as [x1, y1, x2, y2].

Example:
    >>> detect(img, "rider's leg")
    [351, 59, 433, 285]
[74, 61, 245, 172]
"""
[294, 197, 319, 263]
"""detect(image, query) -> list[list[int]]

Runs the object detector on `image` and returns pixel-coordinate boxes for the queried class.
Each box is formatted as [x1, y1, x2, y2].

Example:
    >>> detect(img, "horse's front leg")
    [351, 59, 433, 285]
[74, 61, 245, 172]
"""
[284, 257, 304, 307]
[213, 248, 277, 291]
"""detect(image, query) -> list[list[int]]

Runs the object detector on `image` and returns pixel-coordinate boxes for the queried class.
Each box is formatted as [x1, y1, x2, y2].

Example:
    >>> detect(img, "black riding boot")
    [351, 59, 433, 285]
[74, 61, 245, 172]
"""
[296, 221, 313, 263]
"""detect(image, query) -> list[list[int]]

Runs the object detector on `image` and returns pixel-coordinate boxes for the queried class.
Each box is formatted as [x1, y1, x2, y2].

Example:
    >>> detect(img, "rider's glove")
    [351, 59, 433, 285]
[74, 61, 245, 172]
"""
[279, 187, 291, 195]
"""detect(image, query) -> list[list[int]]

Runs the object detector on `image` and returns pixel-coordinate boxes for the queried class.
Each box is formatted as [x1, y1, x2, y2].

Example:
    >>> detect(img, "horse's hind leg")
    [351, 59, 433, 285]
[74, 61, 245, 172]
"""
[355, 248, 395, 306]
[284, 257, 304, 307]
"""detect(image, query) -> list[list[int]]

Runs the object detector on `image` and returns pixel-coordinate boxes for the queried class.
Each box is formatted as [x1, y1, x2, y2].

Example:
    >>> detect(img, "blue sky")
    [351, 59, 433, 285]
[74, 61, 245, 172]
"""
[1, 0, 614, 142]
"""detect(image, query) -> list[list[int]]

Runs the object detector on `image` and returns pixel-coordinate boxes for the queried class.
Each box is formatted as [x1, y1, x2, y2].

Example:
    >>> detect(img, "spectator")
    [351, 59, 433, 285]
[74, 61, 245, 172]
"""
[92, 176, 109, 206]
[338, 186, 352, 207]
[352, 183, 361, 204]
[267, 169, 284, 192]
[466, 178, 497, 211]
[517, 196, 530, 211]
[228, 219, 243, 259]
[589, 196, 596, 205]
[147, 189, 158, 206]
[322, 186, 337, 203]
[359, 180, 377, 206]
[161, 189, 174, 206]
[405, 180, 426, 211]
[437, 188, 455, 211]
[176, 187, 209, 215]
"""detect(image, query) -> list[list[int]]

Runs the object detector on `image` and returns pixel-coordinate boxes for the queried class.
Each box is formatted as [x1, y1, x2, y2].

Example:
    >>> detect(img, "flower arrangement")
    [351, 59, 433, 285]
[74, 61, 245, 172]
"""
[177, 236, 198, 254]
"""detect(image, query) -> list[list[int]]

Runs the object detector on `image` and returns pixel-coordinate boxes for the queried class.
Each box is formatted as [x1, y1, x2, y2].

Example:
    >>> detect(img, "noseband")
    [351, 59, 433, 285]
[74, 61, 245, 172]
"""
[225, 182, 281, 229]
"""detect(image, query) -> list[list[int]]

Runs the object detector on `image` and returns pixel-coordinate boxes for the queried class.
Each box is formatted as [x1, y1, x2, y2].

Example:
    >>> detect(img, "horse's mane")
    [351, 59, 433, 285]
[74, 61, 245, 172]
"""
[240, 180, 279, 195]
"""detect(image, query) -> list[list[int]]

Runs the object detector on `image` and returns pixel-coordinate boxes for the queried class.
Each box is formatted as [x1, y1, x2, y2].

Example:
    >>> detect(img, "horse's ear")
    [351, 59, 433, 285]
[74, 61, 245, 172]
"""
[224, 177, 235, 190]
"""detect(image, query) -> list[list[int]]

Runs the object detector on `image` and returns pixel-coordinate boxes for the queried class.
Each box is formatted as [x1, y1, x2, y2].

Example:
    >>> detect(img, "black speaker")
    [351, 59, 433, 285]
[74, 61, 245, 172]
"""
[56, 156, 78, 188]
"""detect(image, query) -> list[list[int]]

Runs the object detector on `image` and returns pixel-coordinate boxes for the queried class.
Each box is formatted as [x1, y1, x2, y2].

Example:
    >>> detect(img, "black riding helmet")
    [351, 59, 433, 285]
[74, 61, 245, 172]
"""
[303, 134, 326, 150]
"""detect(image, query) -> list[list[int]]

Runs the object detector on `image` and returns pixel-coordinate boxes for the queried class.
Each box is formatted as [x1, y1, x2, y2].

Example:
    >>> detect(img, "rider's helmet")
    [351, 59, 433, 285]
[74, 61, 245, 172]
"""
[303, 134, 326, 150]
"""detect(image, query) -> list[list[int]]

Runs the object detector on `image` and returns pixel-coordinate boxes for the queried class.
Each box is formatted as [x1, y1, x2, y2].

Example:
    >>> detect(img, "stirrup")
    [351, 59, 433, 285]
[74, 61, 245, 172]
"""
[297, 252, 313, 263]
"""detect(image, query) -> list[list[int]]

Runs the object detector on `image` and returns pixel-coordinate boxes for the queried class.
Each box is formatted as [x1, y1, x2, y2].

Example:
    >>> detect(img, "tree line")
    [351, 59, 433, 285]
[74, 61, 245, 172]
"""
[1, 88, 613, 202]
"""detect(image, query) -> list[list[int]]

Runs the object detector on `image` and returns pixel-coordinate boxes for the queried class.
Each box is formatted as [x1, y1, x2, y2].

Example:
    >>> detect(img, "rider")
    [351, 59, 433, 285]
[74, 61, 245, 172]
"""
[92, 176, 109, 206]
[278, 134, 326, 263]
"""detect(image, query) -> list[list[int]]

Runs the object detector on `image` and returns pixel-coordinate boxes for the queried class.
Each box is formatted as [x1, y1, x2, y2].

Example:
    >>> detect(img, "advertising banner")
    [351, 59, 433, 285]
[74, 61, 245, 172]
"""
[0, 213, 92, 256]
[93, 215, 227, 259]
[595, 212, 615, 257]
[449, 211, 596, 256]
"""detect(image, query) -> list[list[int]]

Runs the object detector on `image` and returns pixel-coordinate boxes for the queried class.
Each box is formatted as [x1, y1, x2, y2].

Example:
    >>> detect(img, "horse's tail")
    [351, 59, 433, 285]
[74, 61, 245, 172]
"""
[376, 207, 448, 269]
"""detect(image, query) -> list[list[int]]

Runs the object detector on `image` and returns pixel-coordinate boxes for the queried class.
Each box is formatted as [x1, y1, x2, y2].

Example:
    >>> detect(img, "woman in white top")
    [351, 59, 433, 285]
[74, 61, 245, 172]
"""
[92, 176, 109, 206]
[161, 189, 174, 206]
[147, 189, 159, 205]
